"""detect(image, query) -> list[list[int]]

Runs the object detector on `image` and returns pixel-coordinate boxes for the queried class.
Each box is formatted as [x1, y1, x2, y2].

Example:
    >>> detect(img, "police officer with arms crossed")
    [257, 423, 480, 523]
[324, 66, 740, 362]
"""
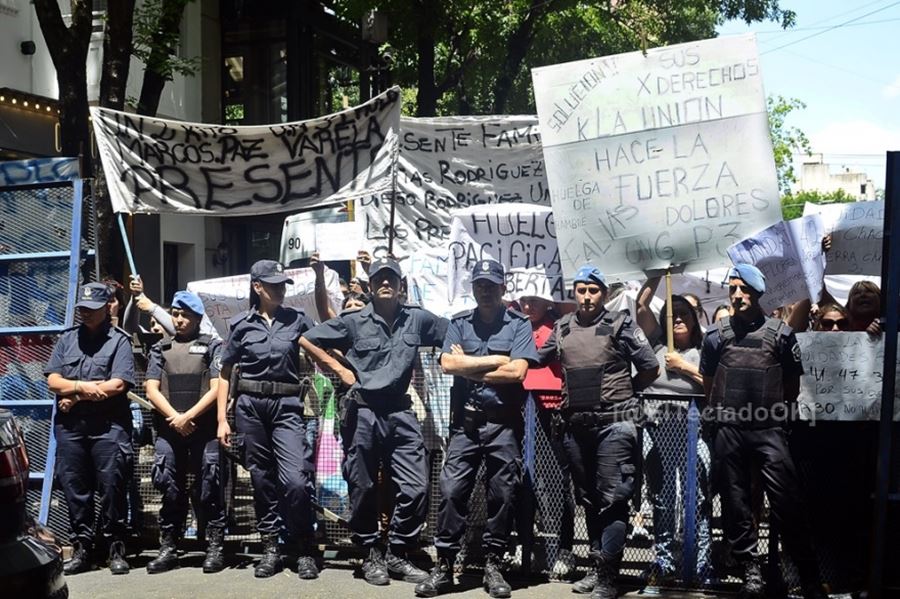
[415, 259, 539, 599]
[144, 291, 227, 574]
[536, 265, 659, 599]
[216, 260, 319, 580]
[700, 264, 825, 599]
[300, 257, 447, 586]
[45, 282, 136, 575]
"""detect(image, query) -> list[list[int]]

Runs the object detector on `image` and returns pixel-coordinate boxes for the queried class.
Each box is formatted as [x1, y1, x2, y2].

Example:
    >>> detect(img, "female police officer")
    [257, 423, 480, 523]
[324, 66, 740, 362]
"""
[215, 260, 318, 580]
[45, 282, 136, 575]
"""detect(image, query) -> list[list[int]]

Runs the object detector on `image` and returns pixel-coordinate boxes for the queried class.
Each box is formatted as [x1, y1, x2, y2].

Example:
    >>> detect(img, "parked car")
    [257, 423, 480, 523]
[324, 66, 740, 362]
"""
[0, 408, 67, 598]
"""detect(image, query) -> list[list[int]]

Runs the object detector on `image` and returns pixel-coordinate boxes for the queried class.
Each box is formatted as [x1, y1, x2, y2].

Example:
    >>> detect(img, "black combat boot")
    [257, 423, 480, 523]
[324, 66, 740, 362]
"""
[146, 531, 179, 573]
[483, 553, 512, 598]
[296, 538, 320, 580]
[415, 554, 454, 597]
[361, 544, 390, 586]
[590, 558, 618, 599]
[64, 540, 91, 575]
[386, 546, 428, 583]
[254, 535, 282, 578]
[740, 560, 765, 599]
[108, 539, 130, 575]
[572, 569, 598, 594]
[202, 527, 226, 573]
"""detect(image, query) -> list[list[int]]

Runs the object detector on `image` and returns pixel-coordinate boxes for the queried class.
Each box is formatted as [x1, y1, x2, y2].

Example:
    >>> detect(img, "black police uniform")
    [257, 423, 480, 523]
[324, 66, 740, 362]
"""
[434, 305, 538, 560]
[44, 318, 135, 559]
[145, 334, 226, 541]
[699, 315, 822, 589]
[220, 305, 316, 544]
[537, 307, 658, 580]
[301, 301, 447, 551]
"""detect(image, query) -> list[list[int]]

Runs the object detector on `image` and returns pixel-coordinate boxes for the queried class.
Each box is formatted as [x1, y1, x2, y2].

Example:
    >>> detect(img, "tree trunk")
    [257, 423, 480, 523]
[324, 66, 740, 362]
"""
[415, 0, 437, 117]
[136, 0, 189, 117]
[491, 0, 548, 114]
[100, 0, 135, 110]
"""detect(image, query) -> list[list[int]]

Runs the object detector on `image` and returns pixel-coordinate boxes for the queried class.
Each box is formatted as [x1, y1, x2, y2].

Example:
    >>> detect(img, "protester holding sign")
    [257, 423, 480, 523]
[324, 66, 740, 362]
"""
[215, 260, 320, 580]
[636, 276, 712, 584]
[534, 266, 658, 599]
[699, 264, 825, 599]
[301, 258, 447, 588]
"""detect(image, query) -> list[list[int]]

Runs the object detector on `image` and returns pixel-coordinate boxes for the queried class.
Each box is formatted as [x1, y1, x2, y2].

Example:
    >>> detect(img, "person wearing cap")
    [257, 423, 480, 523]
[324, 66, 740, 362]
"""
[215, 260, 320, 580]
[699, 264, 825, 599]
[44, 282, 136, 575]
[300, 257, 447, 587]
[415, 259, 538, 599]
[534, 265, 659, 599]
[144, 291, 227, 574]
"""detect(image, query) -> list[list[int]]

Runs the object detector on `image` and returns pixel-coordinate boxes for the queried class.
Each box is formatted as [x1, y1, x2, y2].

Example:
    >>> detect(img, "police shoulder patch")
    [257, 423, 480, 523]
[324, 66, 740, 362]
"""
[213, 355, 223, 370]
[790, 340, 802, 363]
[451, 309, 474, 320]
[633, 325, 649, 346]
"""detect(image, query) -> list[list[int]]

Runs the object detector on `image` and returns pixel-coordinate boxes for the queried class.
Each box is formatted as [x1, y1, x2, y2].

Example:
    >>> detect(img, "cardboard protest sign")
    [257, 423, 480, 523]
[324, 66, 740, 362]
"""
[803, 201, 883, 276]
[280, 205, 350, 264]
[447, 204, 563, 311]
[532, 34, 782, 283]
[91, 88, 400, 216]
[796, 332, 900, 422]
[186, 266, 343, 336]
[726, 215, 825, 312]
[358, 116, 550, 257]
[314, 222, 365, 261]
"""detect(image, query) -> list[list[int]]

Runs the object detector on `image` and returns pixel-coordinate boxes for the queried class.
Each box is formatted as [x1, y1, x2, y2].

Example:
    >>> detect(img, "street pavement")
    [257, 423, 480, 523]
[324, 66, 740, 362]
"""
[64, 550, 717, 599]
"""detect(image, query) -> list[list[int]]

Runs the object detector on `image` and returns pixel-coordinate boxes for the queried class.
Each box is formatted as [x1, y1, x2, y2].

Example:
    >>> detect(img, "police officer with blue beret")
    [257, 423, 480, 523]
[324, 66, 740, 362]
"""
[301, 257, 447, 587]
[215, 260, 319, 580]
[415, 259, 538, 599]
[45, 282, 136, 575]
[144, 291, 227, 574]
[535, 265, 659, 599]
[700, 264, 825, 599]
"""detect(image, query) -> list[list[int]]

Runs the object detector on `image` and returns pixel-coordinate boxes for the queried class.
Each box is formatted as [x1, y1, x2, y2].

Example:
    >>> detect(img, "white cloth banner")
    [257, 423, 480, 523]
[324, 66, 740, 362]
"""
[402, 247, 454, 319]
[803, 201, 883, 276]
[447, 204, 563, 311]
[359, 116, 550, 257]
[726, 215, 825, 312]
[91, 88, 401, 215]
[186, 266, 343, 337]
[797, 332, 900, 421]
[532, 34, 782, 283]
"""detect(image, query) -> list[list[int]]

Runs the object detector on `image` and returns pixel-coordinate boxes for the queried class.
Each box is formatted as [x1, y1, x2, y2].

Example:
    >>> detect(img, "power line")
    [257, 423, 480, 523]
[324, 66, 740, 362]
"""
[761, 1, 900, 55]
[760, 0, 895, 43]
[776, 47, 889, 87]
[755, 16, 900, 35]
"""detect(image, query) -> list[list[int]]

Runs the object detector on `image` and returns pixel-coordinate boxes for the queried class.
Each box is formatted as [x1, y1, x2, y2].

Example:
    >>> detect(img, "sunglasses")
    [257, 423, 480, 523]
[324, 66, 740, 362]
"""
[820, 318, 849, 330]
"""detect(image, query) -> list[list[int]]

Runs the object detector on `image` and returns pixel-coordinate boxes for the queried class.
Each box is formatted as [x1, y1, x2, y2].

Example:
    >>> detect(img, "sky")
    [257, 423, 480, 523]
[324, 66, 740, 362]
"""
[717, 0, 900, 189]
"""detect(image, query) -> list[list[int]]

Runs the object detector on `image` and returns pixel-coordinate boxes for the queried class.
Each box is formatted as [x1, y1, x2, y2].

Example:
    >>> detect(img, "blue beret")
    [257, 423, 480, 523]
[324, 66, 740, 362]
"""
[573, 264, 607, 288]
[171, 290, 205, 317]
[726, 263, 766, 295]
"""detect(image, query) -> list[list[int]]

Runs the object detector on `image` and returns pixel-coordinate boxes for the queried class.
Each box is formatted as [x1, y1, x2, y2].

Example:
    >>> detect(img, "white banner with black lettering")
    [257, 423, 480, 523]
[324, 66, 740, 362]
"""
[447, 204, 563, 311]
[91, 88, 401, 216]
[797, 332, 900, 422]
[803, 201, 883, 276]
[186, 266, 343, 337]
[532, 34, 782, 283]
[359, 116, 550, 257]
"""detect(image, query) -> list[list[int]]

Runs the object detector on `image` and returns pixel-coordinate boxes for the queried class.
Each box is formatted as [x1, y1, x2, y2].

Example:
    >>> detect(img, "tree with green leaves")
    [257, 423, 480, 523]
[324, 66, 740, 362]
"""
[336, 0, 796, 116]
[781, 188, 855, 220]
[767, 95, 812, 195]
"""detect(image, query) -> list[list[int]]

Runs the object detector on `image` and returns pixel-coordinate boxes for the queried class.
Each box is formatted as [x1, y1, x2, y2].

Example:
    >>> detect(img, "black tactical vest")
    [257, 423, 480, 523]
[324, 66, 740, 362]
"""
[556, 310, 634, 413]
[710, 317, 785, 429]
[159, 335, 214, 430]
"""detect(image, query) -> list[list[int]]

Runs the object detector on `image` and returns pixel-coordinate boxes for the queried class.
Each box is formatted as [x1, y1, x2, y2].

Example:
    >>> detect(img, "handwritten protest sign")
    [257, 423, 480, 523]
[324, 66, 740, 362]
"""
[796, 332, 900, 422]
[726, 215, 825, 312]
[402, 248, 454, 319]
[447, 204, 563, 310]
[91, 88, 400, 216]
[803, 201, 883, 276]
[532, 34, 782, 283]
[186, 266, 343, 336]
[359, 116, 550, 257]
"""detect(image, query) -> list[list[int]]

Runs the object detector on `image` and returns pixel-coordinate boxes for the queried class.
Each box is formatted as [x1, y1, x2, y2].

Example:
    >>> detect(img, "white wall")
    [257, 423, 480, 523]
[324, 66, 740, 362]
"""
[0, 1, 36, 93]
[159, 213, 209, 291]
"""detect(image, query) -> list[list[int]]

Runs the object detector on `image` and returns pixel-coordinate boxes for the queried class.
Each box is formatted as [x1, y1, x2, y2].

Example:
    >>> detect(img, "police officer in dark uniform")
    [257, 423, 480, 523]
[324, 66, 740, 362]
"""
[536, 265, 659, 599]
[300, 257, 447, 587]
[144, 291, 226, 574]
[699, 264, 825, 599]
[215, 260, 319, 580]
[45, 282, 136, 575]
[415, 259, 538, 599]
